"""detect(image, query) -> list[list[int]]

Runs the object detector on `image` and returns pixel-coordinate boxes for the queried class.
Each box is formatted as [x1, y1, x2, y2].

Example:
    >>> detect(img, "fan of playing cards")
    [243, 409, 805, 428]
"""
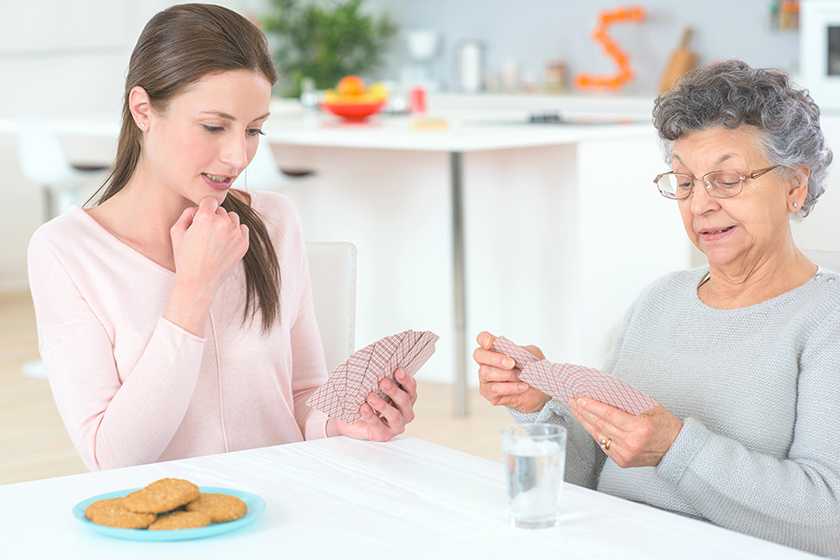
[307, 330, 439, 423]
[491, 336, 657, 415]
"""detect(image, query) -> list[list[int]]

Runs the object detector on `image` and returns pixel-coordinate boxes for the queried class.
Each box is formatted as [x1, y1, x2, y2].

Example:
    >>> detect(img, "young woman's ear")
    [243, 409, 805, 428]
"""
[129, 86, 151, 131]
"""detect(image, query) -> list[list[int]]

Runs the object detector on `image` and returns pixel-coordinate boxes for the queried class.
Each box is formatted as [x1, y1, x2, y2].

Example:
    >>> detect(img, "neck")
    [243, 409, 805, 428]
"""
[88, 162, 200, 270]
[700, 241, 816, 309]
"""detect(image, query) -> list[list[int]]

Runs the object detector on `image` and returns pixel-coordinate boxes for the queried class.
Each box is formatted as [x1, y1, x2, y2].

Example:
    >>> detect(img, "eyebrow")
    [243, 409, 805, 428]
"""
[199, 111, 271, 122]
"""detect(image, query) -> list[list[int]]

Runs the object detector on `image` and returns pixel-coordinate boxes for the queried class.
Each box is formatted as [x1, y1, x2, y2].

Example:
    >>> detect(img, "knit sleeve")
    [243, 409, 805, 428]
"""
[289, 260, 330, 440]
[28, 229, 206, 471]
[266, 195, 329, 440]
[655, 308, 840, 557]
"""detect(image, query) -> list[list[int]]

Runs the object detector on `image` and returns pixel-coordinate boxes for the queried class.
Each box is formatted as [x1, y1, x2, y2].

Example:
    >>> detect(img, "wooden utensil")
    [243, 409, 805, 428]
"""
[658, 28, 697, 93]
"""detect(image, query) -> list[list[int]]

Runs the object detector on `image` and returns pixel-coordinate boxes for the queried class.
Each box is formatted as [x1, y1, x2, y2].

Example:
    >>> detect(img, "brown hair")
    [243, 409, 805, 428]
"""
[94, 3, 281, 331]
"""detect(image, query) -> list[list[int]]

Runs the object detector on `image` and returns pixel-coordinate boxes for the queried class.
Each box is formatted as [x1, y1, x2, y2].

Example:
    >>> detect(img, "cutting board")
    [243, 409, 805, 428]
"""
[658, 28, 697, 93]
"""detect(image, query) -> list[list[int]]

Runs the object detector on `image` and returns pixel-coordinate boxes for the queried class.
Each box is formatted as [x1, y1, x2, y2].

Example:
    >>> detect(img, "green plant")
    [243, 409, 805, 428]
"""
[261, 0, 398, 97]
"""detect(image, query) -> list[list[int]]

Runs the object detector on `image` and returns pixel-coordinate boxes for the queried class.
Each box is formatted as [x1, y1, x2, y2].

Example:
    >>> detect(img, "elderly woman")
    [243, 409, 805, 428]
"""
[474, 60, 840, 557]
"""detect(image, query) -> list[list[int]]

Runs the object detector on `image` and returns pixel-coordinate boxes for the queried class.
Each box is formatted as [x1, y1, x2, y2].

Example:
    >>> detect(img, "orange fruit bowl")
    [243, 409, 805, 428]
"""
[320, 100, 386, 121]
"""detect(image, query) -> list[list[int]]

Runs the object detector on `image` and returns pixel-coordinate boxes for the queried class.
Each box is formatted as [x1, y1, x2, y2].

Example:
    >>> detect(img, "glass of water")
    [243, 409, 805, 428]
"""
[501, 423, 567, 528]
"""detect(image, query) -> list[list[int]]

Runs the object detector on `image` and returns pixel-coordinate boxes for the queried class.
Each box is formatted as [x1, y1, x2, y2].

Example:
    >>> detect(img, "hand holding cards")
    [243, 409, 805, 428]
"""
[491, 336, 656, 415]
[308, 330, 438, 423]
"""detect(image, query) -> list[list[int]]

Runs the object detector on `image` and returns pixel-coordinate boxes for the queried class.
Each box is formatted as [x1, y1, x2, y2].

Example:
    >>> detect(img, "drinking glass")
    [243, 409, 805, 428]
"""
[501, 423, 567, 528]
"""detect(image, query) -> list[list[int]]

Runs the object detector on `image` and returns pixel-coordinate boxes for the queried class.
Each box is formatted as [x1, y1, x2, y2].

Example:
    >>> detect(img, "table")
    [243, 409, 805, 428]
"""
[0, 437, 816, 559]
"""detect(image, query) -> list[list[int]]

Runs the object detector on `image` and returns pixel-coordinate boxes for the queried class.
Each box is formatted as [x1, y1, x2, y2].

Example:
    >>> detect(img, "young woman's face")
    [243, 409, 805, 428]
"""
[142, 69, 272, 206]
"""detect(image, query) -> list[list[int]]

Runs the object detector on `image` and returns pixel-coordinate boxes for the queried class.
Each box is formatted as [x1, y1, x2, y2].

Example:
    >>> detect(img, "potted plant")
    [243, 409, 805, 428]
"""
[261, 0, 398, 97]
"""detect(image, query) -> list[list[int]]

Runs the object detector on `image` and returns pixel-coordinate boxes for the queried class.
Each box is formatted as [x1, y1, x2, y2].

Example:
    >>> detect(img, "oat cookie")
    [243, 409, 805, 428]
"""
[122, 478, 200, 514]
[85, 497, 157, 529]
[186, 493, 247, 523]
[148, 510, 211, 530]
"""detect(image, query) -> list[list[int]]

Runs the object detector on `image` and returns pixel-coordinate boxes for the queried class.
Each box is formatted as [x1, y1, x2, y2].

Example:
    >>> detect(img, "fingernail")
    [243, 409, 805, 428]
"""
[396, 369, 406, 380]
[361, 404, 371, 413]
[382, 379, 392, 390]
[518, 383, 527, 392]
[503, 358, 514, 368]
[368, 394, 379, 404]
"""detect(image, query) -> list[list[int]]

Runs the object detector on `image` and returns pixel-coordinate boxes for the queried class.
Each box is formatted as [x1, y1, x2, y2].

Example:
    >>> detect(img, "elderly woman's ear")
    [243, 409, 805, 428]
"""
[790, 168, 810, 211]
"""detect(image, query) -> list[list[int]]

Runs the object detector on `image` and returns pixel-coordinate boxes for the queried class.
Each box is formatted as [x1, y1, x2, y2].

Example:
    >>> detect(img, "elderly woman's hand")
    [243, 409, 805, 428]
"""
[569, 397, 683, 468]
[327, 368, 417, 442]
[474, 331, 551, 414]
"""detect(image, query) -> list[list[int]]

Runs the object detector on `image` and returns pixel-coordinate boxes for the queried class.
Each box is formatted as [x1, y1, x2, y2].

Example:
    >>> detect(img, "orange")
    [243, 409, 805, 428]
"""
[337, 75, 365, 96]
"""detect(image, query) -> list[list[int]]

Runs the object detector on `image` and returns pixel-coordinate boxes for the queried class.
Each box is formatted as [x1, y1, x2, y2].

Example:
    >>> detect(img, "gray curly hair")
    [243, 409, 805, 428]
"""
[653, 59, 833, 218]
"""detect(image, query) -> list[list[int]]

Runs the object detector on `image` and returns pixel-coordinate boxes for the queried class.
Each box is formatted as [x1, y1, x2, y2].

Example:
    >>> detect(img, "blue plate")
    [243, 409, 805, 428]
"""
[72, 486, 266, 541]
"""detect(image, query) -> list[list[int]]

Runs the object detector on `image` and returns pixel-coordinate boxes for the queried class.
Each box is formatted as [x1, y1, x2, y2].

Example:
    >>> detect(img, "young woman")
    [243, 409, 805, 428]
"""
[28, 3, 416, 471]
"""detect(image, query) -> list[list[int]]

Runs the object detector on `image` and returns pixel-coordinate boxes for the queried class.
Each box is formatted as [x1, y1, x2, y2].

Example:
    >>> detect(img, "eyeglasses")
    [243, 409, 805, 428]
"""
[654, 165, 780, 200]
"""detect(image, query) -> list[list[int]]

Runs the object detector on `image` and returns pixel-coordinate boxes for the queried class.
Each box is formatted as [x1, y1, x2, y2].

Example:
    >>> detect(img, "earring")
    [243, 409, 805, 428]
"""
[137, 121, 144, 129]
[793, 202, 798, 208]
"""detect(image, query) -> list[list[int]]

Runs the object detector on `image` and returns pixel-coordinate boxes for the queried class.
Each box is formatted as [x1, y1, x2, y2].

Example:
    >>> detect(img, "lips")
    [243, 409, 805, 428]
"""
[701, 225, 734, 234]
[203, 173, 233, 183]
[201, 172, 236, 190]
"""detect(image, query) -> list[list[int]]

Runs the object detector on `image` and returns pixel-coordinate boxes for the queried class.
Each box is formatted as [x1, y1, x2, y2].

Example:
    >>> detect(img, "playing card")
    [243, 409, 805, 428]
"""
[521, 360, 657, 415]
[491, 335, 656, 415]
[307, 330, 439, 423]
[491, 336, 540, 369]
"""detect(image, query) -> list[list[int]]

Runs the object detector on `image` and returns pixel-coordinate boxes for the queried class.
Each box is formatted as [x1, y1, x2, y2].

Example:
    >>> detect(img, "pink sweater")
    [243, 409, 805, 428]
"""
[27, 192, 329, 471]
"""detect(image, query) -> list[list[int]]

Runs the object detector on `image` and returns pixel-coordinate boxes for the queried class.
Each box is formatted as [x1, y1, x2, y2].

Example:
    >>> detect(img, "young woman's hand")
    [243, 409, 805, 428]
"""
[165, 197, 249, 335]
[327, 368, 418, 441]
[474, 331, 551, 414]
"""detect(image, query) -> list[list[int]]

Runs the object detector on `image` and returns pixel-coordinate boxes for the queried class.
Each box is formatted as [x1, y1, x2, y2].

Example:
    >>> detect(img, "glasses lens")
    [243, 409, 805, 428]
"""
[657, 173, 691, 199]
[706, 171, 743, 198]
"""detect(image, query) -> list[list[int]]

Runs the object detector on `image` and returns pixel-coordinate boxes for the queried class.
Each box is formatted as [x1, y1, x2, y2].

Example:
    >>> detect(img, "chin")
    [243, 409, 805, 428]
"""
[206, 190, 230, 205]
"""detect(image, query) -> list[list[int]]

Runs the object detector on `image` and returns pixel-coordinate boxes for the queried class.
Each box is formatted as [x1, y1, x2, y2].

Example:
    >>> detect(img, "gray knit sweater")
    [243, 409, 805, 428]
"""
[512, 267, 840, 557]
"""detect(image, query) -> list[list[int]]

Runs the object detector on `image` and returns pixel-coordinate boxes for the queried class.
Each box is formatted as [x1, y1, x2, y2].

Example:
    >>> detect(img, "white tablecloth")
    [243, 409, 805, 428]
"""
[0, 436, 816, 559]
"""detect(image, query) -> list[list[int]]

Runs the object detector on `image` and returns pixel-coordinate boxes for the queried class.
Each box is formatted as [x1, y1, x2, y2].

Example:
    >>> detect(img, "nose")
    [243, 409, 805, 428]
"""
[219, 131, 250, 171]
[688, 177, 719, 215]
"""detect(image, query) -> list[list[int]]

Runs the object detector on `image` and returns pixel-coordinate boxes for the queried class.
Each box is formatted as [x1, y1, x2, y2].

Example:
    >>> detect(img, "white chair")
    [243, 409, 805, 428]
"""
[15, 114, 109, 221]
[305, 242, 357, 371]
[803, 249, 840, 273]
[233, 139, 315, 192]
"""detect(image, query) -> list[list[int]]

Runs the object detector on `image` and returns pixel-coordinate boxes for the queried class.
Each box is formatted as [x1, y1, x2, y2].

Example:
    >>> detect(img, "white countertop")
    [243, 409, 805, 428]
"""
[0, 94, 658, 153]
[0, 437, 816, 559]
[263, 95, 656, 152]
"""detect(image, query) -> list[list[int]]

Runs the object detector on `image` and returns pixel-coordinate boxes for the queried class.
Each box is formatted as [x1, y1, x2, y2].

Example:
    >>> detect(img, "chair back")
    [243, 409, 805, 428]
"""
[803, 249, 840, 273]
[15, 114, 77, 186]
[305, 242, 357, 371]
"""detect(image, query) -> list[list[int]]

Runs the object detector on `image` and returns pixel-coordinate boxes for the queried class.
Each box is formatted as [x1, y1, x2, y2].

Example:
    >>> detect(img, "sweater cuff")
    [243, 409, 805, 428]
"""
[507, 398, 564, 425]
[655, 416, 710, 485]
[159, 317, 206, 343]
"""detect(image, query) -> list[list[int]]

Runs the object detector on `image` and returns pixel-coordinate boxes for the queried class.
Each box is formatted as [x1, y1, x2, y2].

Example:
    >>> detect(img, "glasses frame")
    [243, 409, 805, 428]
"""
[654, 165, 780, 200]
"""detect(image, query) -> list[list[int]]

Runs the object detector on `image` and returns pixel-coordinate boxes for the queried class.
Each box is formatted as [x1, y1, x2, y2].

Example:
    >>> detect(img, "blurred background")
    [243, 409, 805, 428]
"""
[0, 0, 812, 290]
[3, 0, 837, 483]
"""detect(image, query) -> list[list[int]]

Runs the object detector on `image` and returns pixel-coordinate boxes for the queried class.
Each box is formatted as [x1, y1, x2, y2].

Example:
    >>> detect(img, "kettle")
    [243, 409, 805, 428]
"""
[453, 39, 484, 93]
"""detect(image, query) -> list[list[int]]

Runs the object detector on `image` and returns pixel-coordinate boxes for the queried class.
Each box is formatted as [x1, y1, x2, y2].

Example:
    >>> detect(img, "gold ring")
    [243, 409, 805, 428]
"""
[599, 438, 612, 451]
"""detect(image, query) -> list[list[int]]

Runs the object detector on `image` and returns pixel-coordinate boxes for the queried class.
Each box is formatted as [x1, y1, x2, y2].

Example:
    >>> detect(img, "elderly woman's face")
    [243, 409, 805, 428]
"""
[672, 125, 794, 271]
